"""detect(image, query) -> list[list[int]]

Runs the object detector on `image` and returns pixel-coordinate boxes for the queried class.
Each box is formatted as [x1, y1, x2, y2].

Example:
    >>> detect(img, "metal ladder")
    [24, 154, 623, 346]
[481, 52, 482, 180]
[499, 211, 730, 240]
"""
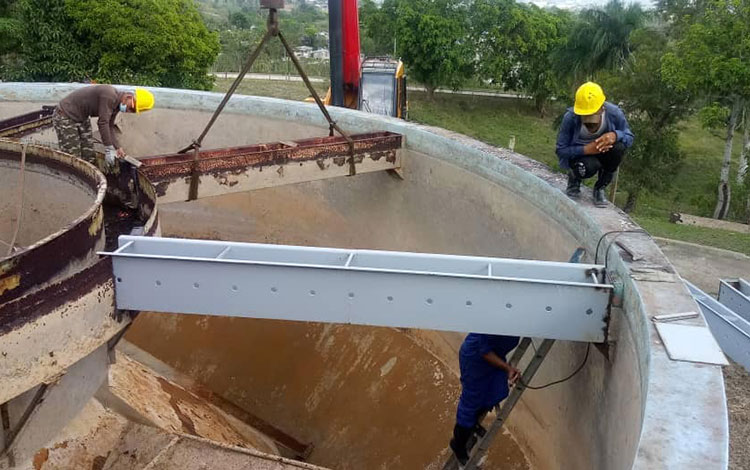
[442, 337, 556, 470]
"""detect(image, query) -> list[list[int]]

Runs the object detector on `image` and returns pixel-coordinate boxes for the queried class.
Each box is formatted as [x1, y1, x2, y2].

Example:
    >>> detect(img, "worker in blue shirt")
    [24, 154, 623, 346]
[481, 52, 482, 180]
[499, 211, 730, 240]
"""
[556, 82, 634, 207]
[450, 333, 520, 466]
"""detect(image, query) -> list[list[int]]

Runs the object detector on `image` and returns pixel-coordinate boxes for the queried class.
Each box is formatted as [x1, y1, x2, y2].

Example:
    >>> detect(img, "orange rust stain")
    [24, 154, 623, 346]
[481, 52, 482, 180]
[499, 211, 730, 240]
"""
[53, 441, 69, 449]
[91, 455, 108, 470]
[32, 448, 49, 470]
[156, 376, 198, 435]
[0, 273, 20, 296]
[88, 206, 103, 236]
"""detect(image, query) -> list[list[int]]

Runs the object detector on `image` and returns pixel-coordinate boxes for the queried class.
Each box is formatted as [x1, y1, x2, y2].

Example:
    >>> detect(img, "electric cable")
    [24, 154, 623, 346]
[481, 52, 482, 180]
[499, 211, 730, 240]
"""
[519, 343, 591, 390]
[594, 229, 648, 265]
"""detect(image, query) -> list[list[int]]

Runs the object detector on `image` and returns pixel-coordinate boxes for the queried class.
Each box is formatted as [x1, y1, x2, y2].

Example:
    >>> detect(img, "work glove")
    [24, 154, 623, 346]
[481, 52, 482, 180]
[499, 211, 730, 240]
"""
[105, 145, 117, 168]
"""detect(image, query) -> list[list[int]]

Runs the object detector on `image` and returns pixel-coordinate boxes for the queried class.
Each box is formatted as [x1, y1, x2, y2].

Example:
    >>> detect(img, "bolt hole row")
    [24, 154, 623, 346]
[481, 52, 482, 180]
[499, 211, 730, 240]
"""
[132, 279, 558, 313]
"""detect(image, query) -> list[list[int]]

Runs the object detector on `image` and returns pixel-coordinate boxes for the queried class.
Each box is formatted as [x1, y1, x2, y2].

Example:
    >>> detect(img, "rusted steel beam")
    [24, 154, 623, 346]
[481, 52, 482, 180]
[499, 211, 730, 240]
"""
[140, 131, 403, 203]
[0, 106, 55, 138]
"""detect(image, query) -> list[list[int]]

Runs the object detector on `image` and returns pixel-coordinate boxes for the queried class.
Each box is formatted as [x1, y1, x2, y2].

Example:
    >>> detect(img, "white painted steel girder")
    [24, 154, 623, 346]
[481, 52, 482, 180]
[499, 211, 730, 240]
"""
[103, 236, 613, 342]
[687, 280, 750, 372]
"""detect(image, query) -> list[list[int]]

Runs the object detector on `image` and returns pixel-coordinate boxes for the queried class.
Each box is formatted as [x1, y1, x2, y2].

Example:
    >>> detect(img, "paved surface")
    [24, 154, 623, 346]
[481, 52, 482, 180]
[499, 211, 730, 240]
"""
[656, 237, 749, 470]
[655, 237, 749, 295]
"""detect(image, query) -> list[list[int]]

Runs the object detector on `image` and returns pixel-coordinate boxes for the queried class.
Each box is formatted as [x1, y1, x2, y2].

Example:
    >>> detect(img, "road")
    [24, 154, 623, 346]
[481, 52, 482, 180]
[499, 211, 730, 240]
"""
[211, 72, 528, 99]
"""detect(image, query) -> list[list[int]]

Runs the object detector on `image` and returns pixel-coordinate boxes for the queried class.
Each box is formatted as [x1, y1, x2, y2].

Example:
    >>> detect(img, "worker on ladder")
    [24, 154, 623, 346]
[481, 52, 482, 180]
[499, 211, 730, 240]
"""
[450, 334, 521, 467]
[53, 85, 154, 167]
[556, 82, 634, 207]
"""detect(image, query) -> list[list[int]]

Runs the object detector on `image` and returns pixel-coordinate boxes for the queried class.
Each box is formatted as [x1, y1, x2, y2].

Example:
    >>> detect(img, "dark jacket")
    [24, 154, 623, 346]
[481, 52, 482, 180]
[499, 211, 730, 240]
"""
[59, 85, 123, 147]
[555, 101, 634, 169]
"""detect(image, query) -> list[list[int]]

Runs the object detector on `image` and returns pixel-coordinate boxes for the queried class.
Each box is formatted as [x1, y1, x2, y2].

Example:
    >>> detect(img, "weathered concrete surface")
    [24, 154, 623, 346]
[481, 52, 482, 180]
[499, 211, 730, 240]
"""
[0, 137, 163, 470]
[655, 237, 749, 295]
[0, 141, 119, 407]
[135, 433, 329, 470]
[9, 399, 326, 470]
[102, 349, 279, 455]
[652, 238, 749, 470]
[0, 345, 109, 468]
[0, 140, 106, 304]
[0, 150, 92, 248]
[0, 83, 730, 470]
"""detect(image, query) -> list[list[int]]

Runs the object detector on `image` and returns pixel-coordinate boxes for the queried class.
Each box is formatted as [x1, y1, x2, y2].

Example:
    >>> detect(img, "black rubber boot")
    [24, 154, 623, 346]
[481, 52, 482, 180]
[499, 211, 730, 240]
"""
[566, 170, 582, 199]
[593, 188, 608, 207]
[593, 171, 615, 207]
[450, 424, 473, 467]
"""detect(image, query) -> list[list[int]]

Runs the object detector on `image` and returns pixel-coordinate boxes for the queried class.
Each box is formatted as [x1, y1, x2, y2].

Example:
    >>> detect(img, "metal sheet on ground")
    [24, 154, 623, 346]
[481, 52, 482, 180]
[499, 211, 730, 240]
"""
[654, 322, 728, 366]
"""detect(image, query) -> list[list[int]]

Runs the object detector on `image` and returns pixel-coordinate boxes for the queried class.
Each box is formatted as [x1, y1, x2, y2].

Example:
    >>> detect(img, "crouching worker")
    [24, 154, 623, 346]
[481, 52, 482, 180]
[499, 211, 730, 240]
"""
[53, 85, 154, 167]
[556, 82, 634, 207]
[450, 333, 521, 467]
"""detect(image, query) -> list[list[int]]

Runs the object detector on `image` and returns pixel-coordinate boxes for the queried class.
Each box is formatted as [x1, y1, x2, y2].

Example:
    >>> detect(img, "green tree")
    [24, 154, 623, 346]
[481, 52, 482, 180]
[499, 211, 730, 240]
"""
[0, 0, 20, 55]
[0, 0, 22, 77]
[229, 11, 250, 29]
[14, 0, 94, 81]
[661, 0, 750, 218]
[395, 0, 474, 99]
[13, 0, 219, 90]
[557, 0, 646, 81]
[470, 0, 570, 116]
[217, 28, 260, 73]
[66, 0, 220, 90]
[601, 28, 693, 212]
[360, 0, 397, 56]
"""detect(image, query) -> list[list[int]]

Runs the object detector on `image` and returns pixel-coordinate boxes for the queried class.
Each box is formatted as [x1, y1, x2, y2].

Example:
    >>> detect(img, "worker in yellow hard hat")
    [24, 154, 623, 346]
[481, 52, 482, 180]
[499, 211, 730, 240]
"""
[53, 85, 155, 168]
[556, 82, 634, 207]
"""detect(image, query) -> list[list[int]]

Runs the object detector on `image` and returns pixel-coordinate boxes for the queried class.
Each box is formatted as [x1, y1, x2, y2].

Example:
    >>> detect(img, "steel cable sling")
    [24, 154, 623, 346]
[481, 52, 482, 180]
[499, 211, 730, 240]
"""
[178, 5, 356, 201]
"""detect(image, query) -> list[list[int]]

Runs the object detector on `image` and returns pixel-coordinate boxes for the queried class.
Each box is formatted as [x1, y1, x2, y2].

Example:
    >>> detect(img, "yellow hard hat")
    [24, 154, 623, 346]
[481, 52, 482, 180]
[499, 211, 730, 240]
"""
[134, 88, 154, 113]
[573, 82, 605, 116]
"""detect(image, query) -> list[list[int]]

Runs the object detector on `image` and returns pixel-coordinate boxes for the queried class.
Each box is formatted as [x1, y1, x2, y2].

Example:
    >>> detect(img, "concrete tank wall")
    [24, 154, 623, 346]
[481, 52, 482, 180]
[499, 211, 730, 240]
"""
[0, 148, 94, 248]
[0, 84, 729, 470]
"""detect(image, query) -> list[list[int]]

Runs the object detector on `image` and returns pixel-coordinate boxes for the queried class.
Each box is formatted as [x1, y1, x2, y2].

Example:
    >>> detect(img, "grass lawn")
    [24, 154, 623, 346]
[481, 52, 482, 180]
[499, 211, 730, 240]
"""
[212, 78, 750, 255]
[214, 77, 330, 102]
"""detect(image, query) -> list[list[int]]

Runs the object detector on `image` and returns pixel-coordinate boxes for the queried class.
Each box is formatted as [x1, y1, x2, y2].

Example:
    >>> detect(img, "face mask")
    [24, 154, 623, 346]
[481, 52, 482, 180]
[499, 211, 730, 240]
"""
[119, 103, 128, 113]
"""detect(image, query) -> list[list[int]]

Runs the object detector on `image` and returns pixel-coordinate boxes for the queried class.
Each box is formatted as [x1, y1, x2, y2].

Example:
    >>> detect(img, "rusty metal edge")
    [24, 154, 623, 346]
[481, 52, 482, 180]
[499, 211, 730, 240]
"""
[141, 132, 401, 166]
[0, 257, 116, 336]
[0, 106, 55, 138]
[0, 139, 107, 304]
[141, 132, 402, 183]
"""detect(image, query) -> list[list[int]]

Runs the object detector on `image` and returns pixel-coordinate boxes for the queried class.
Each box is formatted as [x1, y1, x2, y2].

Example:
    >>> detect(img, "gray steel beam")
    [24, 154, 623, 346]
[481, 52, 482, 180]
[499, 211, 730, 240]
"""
[718, 279, 750, 322]
[103, 236, 612, 342]
[686, 280, 750, 372]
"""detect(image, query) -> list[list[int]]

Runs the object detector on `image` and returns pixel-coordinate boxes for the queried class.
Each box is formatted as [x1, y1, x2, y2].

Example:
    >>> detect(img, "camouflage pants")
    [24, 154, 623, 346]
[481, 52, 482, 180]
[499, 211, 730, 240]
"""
[53, 108, 96, 164]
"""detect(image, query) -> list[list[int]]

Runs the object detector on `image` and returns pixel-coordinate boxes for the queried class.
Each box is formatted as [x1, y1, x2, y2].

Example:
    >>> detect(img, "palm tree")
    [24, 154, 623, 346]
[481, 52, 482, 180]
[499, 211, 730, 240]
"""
[557, 0, 646, 80]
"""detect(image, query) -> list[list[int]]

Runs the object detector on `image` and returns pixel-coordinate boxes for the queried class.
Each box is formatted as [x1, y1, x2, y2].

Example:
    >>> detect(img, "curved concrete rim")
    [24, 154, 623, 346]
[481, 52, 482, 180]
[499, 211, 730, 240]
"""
[0, 138, 107, 260]
[0, 83, 728, 469]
